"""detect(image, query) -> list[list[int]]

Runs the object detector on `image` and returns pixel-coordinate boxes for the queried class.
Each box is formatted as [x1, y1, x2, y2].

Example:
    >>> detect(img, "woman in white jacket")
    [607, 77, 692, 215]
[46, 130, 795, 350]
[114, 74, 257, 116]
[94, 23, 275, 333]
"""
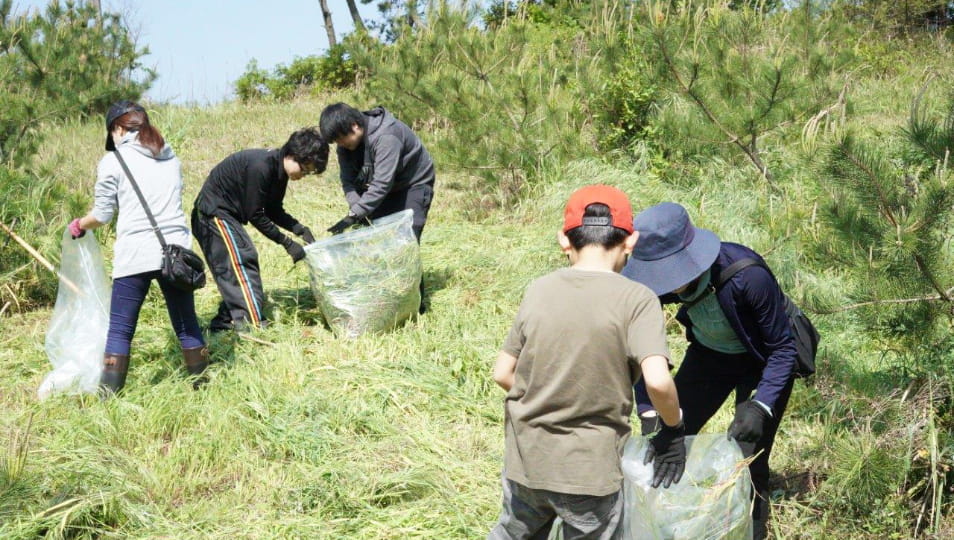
[69, 101, 207, 395]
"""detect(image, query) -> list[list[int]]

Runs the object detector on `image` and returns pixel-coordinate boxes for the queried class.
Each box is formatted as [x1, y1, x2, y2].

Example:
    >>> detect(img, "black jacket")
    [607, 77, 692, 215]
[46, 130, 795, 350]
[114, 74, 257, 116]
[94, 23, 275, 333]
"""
[337, 107, 435, 218]
[195, 149, 300, 246]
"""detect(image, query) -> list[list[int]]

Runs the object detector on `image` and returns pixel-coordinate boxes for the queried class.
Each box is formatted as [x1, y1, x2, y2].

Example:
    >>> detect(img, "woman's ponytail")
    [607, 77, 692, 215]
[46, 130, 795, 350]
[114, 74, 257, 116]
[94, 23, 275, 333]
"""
[110, 108, 165, 157]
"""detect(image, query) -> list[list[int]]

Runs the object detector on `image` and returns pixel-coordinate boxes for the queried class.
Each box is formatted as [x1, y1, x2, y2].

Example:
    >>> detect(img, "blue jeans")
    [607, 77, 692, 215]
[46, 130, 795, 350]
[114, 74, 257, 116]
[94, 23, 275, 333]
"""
[105, 271, 204, 355]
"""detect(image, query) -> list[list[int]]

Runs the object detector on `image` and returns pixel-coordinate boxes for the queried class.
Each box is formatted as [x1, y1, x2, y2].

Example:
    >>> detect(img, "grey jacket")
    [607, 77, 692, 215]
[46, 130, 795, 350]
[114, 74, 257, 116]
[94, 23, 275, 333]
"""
[91, 132, 191, 278]
[337, 107, 435, 218]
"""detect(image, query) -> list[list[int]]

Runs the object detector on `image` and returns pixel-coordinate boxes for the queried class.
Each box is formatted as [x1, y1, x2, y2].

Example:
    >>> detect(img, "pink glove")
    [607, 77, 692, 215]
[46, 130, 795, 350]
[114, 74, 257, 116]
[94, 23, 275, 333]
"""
[68, 218, 85, 239]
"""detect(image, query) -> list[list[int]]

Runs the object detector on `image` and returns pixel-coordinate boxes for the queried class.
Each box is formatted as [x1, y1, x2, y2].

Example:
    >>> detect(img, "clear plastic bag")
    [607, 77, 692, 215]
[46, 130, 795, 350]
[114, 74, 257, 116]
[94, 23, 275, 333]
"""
[621, 434, 753, 540]
[39, 231, 112, 399]
[304, 209, 421, 338]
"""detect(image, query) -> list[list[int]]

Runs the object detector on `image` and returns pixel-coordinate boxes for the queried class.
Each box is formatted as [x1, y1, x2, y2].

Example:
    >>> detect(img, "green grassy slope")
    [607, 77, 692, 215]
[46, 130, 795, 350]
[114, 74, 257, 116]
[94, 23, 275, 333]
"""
[0, 91, 949, 538]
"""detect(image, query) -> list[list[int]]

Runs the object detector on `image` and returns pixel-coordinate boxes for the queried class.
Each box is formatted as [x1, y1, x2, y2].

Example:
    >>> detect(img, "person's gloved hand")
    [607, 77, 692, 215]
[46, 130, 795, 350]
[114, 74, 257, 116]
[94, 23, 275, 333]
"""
[727, 400, 772, 443]
[327, 215, 359, 235]
[284, 241, 305, 263]
[639, 412, 660, 436]
[643, 420, 686, 489]
[327, 214, 370, 235]
[293, 224, 316, 245]
[68, 218, 85, 239]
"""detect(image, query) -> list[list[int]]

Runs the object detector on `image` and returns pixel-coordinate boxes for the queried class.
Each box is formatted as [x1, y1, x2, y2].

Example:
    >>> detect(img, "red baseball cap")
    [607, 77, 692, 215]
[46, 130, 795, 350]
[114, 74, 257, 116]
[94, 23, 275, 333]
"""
[563, 184, 634, 234]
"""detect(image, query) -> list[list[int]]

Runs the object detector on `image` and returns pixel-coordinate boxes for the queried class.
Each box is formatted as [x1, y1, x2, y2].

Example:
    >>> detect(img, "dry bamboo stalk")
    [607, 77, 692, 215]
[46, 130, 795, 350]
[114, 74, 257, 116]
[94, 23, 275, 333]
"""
[237, 332, 276, 347]
[0, 222, 81, 295]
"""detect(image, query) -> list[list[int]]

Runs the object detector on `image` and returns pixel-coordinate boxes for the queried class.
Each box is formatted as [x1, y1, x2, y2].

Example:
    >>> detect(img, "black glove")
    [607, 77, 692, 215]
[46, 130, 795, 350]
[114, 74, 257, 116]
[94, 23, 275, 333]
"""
[293, 224, 316, 245]
[327, 214, 371, 235]
[327, 215, 358, 235]
[727, 400, 771, 443]
[639, 413, 660, 436]
[284, 241, 305, 263]
[643, 420, 686, 489]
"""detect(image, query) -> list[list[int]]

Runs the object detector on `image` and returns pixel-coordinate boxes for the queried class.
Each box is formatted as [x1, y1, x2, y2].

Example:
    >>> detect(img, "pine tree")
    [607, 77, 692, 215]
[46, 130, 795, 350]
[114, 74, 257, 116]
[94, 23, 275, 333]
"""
[346, 0, 367, 33]
[347, 2, 611, 203]
[0, 0, 152, 307]
[815, 84, 954, 370]
[319, 0, 337, 47]
[0, 0, 153, 166]
[638, 0, 852, 186]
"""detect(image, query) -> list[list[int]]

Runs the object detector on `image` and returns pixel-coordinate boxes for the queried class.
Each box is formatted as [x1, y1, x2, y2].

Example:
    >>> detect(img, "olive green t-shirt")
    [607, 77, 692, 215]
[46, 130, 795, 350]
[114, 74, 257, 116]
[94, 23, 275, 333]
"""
[500, 268, 670, 496]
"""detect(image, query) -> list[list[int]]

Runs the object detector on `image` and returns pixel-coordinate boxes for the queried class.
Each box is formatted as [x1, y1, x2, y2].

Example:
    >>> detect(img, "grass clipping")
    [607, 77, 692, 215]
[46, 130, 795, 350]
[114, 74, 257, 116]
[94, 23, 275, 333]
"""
[304, 209, 421, 338]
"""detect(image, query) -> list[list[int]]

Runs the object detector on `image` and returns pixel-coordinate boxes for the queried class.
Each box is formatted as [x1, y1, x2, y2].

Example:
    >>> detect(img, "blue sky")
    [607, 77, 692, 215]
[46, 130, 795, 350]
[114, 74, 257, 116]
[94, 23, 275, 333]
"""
[11, 0, 381, 104]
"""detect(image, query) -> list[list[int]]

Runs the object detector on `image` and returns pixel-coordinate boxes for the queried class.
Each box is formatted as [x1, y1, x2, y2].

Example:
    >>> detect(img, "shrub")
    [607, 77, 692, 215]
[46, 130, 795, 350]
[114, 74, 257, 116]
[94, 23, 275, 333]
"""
[234, 46, 357, 103]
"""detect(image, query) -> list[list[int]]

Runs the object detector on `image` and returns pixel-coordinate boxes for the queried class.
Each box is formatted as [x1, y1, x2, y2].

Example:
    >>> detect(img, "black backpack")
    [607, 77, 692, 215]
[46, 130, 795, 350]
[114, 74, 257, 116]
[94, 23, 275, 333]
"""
[713, 258, 820, 379]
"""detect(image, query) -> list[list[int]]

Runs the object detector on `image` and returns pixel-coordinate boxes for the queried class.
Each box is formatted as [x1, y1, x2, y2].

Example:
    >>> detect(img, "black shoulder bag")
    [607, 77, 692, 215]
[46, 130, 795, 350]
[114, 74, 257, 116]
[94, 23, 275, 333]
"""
[714, 258, 820, 378]
[114, 150, 207, 292]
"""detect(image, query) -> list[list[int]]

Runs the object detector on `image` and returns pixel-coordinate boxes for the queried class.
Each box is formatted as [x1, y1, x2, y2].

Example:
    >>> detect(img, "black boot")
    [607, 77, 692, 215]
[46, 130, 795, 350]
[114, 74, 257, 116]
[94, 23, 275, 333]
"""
[418, 276, 427, 314]
[99, 353, 130, 397]
[752, 490, 771, 540]
[209, 302, 232, 333]
[182, 346, 209, 390]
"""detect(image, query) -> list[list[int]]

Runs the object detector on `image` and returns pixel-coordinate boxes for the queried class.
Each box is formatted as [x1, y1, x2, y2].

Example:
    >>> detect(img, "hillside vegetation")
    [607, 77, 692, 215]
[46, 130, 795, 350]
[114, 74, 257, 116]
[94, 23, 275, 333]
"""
[1, 1, 953, 538]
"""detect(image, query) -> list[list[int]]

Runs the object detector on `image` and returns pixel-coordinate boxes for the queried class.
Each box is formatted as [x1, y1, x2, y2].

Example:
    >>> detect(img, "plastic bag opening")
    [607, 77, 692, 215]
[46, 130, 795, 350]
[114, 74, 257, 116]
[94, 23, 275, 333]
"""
[304, 209, 421, 338]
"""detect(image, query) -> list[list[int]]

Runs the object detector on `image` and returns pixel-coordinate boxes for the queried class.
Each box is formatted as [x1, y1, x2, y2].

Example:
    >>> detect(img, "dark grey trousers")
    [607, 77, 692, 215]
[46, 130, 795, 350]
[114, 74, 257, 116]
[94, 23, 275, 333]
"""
[488, 477, 623, 540]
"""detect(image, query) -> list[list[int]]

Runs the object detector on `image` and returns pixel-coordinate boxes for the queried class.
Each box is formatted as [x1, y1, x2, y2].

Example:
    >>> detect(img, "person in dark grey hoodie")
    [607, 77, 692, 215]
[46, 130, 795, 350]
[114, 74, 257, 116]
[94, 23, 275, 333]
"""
[318, 103, 435, 240]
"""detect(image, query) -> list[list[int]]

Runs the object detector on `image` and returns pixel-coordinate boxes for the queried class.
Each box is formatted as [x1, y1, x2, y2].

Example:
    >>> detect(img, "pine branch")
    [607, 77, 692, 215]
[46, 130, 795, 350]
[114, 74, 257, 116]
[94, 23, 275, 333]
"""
[812, 285, 954, 314]
[913, 254, 951, 301]
[652, 25, 777, 187]
[837, 140, 899, 228]
[753, 65, 783, 128]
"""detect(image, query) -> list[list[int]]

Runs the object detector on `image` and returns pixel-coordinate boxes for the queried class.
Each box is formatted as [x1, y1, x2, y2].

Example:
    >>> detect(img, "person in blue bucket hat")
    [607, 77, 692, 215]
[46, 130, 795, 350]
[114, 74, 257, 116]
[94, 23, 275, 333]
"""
[623, 202, 797, 540]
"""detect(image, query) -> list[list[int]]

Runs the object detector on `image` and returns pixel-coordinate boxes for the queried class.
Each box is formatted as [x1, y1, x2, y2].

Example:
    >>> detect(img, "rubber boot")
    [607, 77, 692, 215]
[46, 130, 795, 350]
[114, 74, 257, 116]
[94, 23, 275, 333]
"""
[752, 490, 771, 540]
[418, 277, 427, 315]
[182, 346, 209, 390]
[99, 353, 130, 397]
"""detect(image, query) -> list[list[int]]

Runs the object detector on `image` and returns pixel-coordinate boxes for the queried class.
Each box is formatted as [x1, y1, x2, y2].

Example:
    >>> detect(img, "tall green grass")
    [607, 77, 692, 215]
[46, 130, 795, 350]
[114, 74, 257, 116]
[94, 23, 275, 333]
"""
[0, 28, 952, 537]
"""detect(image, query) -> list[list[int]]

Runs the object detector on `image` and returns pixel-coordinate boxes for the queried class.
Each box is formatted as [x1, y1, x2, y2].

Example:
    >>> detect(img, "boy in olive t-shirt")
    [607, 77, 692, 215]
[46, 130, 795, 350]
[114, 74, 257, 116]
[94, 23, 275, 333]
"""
[488, 185, 687, 540]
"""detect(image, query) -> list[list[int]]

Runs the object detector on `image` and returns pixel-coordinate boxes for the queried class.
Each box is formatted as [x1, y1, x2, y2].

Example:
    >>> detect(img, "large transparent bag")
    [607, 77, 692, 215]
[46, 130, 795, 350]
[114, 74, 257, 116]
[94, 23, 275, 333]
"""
[622, 434, 753, 540]
[39, 231, 112, 399]
[304, 209, 421, 338]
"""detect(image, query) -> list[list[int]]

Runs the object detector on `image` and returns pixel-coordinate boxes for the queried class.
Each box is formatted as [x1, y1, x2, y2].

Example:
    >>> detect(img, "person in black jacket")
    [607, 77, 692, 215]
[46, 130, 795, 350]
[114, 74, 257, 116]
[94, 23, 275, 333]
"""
[192, 128, 328, 332]
[623, 202, 798, 540]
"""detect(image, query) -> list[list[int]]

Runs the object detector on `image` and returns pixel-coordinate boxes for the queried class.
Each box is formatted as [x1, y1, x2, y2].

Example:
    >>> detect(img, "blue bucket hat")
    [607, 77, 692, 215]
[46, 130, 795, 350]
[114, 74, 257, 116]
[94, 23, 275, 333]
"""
[621, 202, 721, 295]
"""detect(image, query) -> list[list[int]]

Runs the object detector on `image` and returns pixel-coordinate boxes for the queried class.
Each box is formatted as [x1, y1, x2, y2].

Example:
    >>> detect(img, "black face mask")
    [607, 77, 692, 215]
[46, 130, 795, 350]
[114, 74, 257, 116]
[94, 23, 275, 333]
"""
[683, 275, 702, 294]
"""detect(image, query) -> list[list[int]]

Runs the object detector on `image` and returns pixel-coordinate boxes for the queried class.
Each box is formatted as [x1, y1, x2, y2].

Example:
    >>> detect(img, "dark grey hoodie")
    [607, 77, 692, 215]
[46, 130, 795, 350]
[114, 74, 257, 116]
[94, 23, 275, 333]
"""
[337, 107, 435, 218]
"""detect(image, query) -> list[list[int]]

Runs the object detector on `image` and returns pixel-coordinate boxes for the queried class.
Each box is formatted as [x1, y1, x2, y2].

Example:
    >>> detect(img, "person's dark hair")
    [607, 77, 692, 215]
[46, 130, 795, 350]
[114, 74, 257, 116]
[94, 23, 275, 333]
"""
[565, 203, 630, 250]
[111, 109, 164, 157]
[281, 127, 329, 173]
[318, 102, 367, 141]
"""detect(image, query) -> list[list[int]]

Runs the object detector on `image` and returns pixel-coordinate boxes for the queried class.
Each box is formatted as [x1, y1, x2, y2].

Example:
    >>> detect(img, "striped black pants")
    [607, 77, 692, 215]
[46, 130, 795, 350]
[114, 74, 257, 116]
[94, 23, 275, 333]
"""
[191, 208, 265, 330]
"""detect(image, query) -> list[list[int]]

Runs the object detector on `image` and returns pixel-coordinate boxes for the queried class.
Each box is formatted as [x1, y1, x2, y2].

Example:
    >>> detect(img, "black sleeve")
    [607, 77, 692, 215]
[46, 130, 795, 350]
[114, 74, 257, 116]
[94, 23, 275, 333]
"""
[246, 162, 290, 246]
[264, 180, 300, 232]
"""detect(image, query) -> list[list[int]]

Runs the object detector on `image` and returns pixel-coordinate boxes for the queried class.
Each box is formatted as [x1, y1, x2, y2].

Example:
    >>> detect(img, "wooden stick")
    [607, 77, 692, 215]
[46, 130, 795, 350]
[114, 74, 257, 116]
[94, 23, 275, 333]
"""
[237, 332, 276, 347]
[0, 222, 82, 295]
